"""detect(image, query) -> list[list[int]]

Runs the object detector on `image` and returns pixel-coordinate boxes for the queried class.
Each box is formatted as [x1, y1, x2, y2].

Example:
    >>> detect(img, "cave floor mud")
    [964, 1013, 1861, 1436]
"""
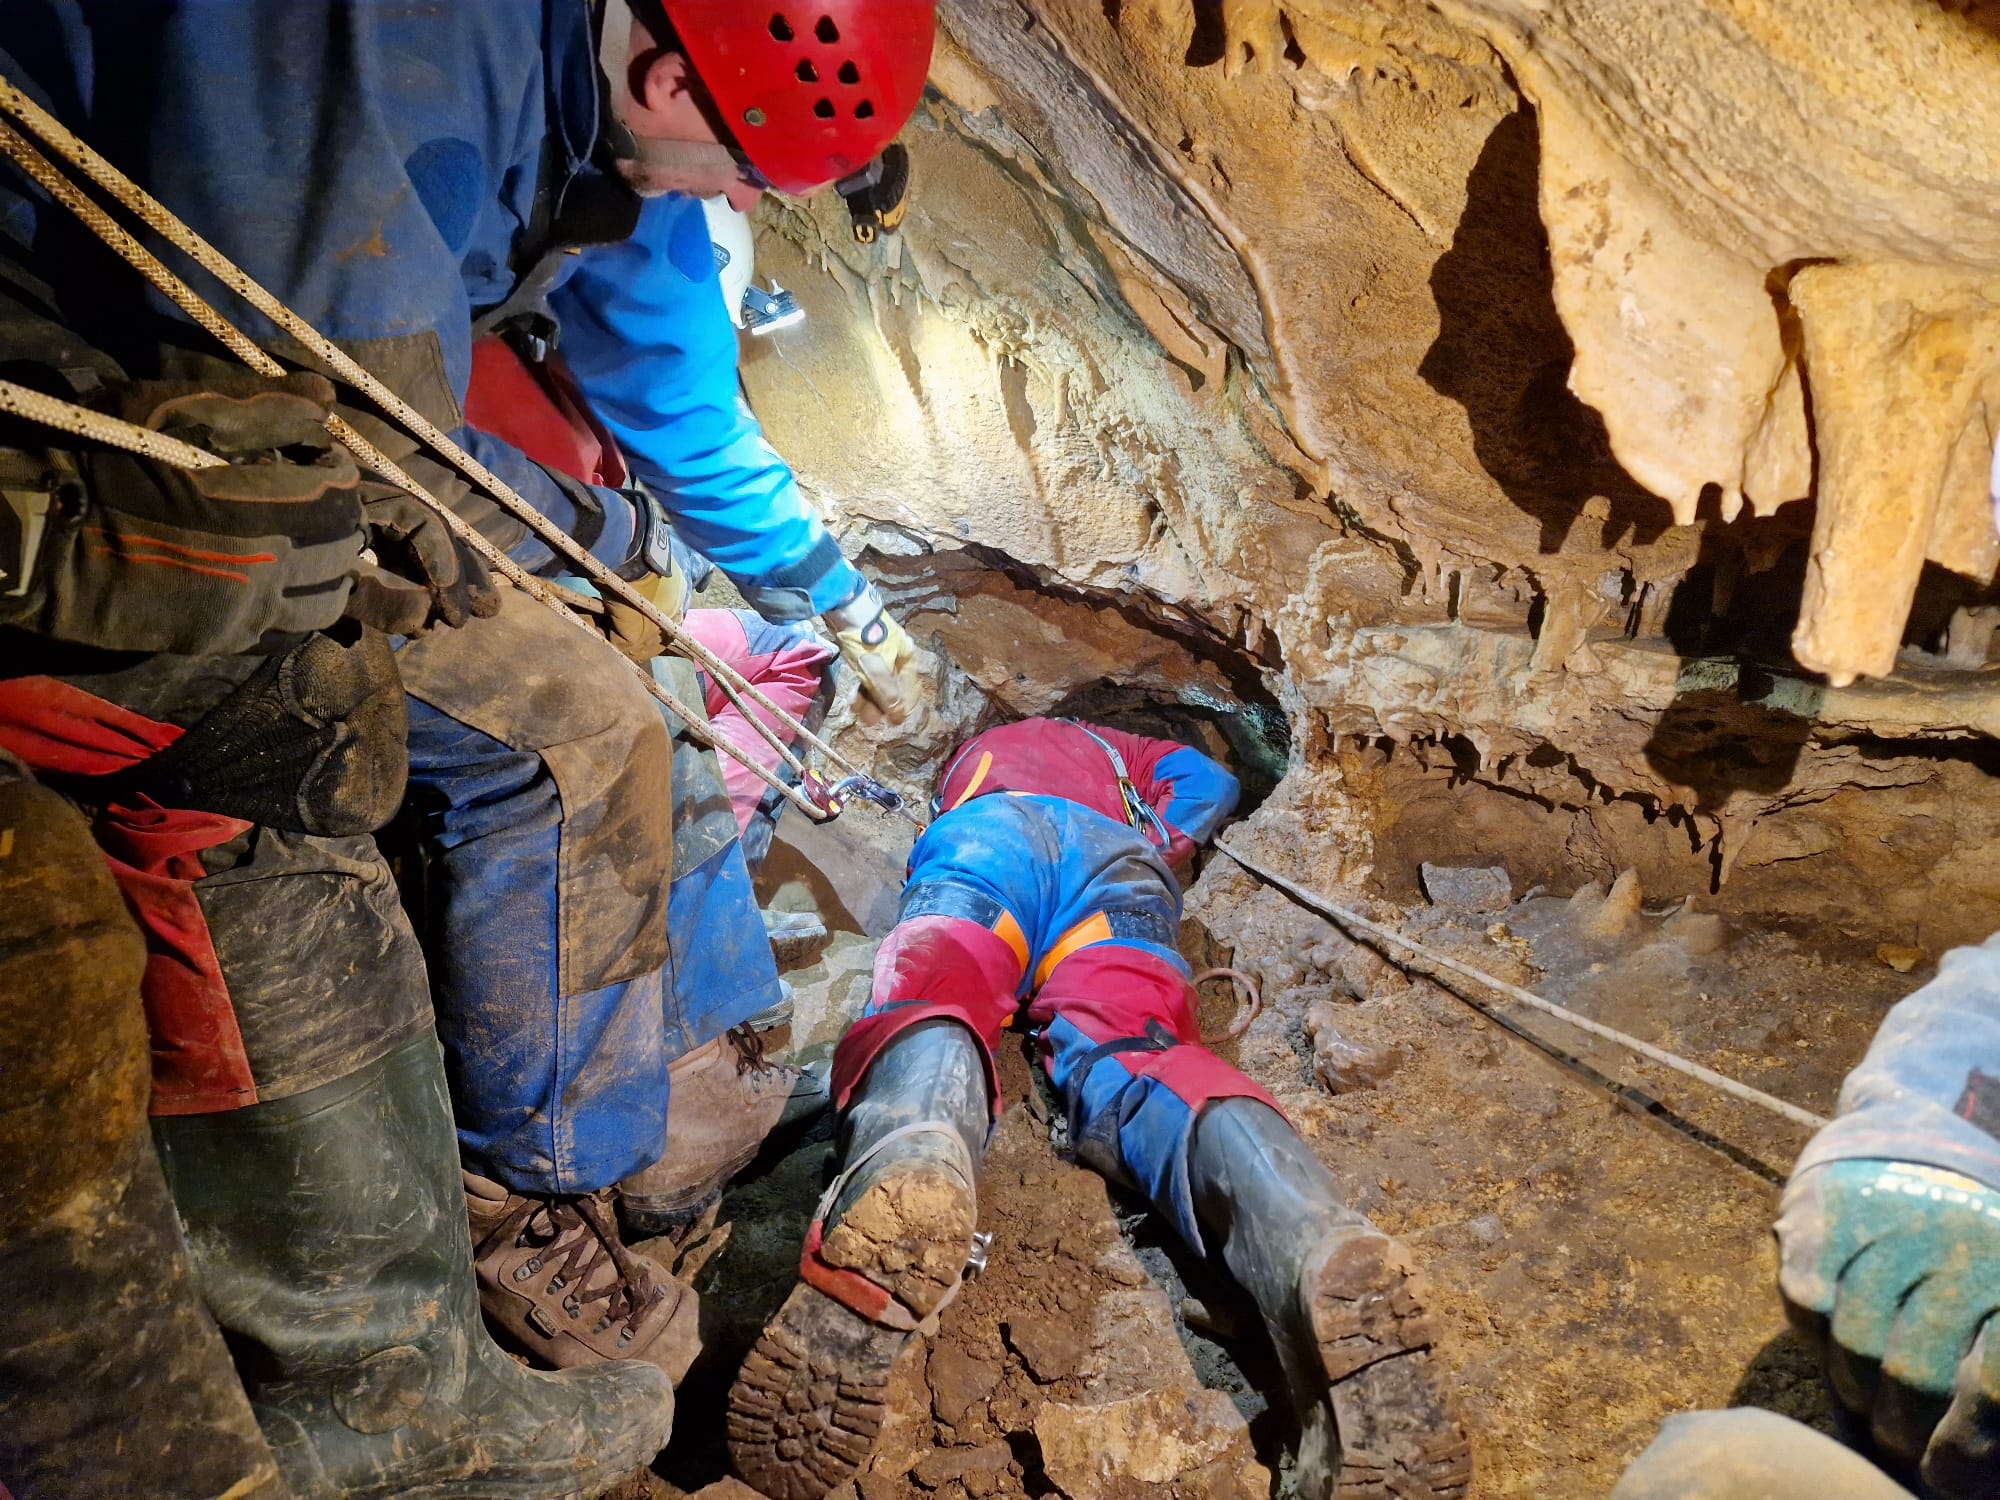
[633, 857, 1918, 1500]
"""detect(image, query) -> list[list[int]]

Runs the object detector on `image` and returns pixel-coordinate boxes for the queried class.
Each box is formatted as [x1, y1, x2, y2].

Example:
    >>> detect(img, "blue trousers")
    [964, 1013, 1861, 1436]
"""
[836, 795, 1276, 1245]
[398, 592, 780, 1195]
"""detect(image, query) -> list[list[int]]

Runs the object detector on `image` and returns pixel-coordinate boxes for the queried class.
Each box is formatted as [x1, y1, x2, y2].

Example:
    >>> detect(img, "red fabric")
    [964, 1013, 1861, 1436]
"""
[0, 677, 256, 1115]
[1032, 945, 1283, 1116]
[465, 335, 627, 490]
[665, 2, 934, 195]
[684, 608, 836, 834]
[935, 719, 1184, 844]
[830, 915, 1019, 1115]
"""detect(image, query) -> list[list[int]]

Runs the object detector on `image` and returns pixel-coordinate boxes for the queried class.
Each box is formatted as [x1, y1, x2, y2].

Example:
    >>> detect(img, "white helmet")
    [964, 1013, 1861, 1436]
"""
[701, 195, 803, 336]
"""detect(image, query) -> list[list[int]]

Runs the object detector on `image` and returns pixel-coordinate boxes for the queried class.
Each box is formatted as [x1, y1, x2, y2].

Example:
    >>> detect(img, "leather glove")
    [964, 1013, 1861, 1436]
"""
[345, 489, 501, 635]
[553, 584, 667, 665]
[1778, 1158, 2000, 1496]
[824, 580, 922, 726]
[20, 372, 370, 655]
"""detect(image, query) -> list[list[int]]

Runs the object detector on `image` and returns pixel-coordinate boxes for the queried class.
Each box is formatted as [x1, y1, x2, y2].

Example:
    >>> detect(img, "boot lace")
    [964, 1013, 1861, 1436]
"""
[495, 1191, 664, 1338]
[727, 1020, 769, 1074]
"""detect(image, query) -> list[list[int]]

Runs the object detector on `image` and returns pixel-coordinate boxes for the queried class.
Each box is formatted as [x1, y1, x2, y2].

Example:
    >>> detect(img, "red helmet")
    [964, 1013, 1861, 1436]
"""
[662, 2, 936, 196]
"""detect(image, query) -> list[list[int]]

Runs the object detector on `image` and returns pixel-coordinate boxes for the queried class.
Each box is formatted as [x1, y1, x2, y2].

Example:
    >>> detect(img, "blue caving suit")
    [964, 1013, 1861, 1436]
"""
[0, 1, 871, 1194]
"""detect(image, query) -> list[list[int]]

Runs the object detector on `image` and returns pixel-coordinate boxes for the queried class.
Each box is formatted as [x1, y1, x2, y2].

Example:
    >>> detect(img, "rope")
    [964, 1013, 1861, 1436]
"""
[0, 79, 927, 828]
[0, 378, 223, 470]
[1193, 966, 1262, 1042]
[1214, 840, 1830, 1132]
[0, 115, 825, 823]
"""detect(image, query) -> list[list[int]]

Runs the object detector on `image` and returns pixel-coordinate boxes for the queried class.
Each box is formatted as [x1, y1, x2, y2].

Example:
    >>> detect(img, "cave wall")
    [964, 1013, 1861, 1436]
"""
[738, 0, 2000, 945]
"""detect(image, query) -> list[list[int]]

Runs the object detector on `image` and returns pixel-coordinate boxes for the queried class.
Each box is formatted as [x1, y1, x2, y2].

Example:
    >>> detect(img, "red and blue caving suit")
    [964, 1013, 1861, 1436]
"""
[832, 718, 1281, 1244]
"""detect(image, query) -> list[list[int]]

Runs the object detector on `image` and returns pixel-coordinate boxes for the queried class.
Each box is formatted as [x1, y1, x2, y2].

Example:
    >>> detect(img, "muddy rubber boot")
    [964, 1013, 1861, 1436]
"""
[0, 762, 286, 1500]
[1189, 1099, 1473, 1500]
[619, 1026, 805, 1236]
[729, 1019, 989, 1500]
[1, 1132, 292, 1500]
[155, 1033, 676, 1500]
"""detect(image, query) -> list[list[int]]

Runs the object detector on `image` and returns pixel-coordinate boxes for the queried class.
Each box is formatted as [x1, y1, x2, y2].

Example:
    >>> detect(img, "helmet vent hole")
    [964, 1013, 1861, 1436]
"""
[796, 59, 819, 82]
[814, 97, 837, 119]
[855, 99, 876, 119]
[838, 60, 861, 85]
[769, 13, 795, 41]
[815, 16, 841, 43]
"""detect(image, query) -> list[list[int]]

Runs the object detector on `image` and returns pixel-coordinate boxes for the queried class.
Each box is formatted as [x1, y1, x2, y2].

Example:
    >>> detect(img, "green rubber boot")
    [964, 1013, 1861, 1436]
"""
[155, 1033, 675, 1500]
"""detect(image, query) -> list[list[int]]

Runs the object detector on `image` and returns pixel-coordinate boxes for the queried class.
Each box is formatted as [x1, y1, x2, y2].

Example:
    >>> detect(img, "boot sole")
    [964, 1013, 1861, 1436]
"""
[1304, 1233, 1473, 1499]
[728, 1160, 974, 1500]
[727, 1282, 908, 1500]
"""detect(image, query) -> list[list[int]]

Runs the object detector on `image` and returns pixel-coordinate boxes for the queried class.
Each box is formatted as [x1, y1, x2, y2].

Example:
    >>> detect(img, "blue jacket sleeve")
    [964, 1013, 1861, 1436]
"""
[548, 194, 866, 621]
[1146, 745, 1241, 847]
[0, 0, 634, 575]
[1793, 933, 2000, 1190]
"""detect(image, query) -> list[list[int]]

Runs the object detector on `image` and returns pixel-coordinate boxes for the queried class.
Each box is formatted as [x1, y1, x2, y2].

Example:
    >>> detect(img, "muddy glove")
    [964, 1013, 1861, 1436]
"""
[552, 584, 668, 665]
[823, 580, 922, 725]
[1778, 1158, 2000, 1496]
[15, 373, 369, 655]
[344, 489, 500, 635]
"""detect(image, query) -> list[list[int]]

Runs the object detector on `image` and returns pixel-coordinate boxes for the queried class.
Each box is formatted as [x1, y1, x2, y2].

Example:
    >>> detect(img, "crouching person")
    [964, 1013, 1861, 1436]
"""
[727, 717, 1474, 1500]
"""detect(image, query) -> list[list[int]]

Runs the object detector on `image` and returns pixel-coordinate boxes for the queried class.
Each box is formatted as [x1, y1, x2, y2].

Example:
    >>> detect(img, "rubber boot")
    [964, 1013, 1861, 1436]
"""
[1189, 1099, 1473, 1500]
[154, 1033, 676, 1500]
[0, 761, 286, 1500]
[729, 1019, 989, 1500]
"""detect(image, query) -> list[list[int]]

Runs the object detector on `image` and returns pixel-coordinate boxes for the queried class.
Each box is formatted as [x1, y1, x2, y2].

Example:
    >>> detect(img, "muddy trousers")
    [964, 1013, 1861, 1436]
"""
[1610, 1410, 1916, 1500]
[829, 794, 1278, 1243]
[399, 590, 781, 1196]
[0, 755, 284, 1500]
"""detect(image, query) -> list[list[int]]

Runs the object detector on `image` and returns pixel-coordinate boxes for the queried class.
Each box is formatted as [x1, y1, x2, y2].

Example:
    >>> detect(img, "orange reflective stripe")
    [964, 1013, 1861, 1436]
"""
[992, 908, 1030, 974]
[947, 750, 994, 810]
[1034, 911, 1114, 989]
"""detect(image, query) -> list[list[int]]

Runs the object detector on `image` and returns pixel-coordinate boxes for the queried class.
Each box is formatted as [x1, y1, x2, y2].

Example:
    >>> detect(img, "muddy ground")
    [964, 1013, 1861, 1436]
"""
[624, 806, 1918, 1500]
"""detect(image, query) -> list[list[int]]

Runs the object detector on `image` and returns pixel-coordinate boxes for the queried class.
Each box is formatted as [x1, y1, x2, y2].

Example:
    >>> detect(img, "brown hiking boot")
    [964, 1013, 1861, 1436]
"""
[466, 1173, 701, 1384]
[619, 1026, 803, 1235]
[729, 1021, 989, 1500]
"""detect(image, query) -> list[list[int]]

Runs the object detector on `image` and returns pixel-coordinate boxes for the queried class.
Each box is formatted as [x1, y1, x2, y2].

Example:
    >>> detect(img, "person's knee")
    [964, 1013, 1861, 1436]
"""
[0, 771, 150, 1219]
[1611, 1410, 1915, 1500]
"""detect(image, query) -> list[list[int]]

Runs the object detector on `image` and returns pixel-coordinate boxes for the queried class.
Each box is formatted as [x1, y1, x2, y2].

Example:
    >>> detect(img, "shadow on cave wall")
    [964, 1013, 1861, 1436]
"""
[1419, 106, 1671, 557]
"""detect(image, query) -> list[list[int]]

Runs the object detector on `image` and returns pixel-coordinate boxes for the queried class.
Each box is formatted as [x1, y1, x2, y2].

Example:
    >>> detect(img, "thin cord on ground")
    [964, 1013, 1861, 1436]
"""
[1215, 840, 1830, 1132]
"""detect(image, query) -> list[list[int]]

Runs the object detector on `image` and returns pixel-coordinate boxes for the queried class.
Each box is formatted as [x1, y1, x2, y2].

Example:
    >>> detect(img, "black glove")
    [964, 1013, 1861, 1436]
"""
[343, 489, 501, 635]
[12, 372, 371, 654]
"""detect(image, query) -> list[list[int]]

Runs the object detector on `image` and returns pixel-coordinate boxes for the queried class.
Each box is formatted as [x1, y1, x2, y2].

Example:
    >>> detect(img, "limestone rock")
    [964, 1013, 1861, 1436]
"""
[1033, 1390, 1269, 1500]
[928, 1343, 1004, 1428]
[1420, 862, 1514, 912]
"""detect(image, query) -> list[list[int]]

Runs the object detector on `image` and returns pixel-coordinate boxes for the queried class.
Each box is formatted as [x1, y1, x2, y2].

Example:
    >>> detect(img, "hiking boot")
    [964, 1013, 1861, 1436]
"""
[154, 1033, 675, 1500]
[1189, 1098, 1472, 1500]
[467, 1174, 701, 1383]
[729, 1020, 989, 1500]
[619, 1025, 805, 1236]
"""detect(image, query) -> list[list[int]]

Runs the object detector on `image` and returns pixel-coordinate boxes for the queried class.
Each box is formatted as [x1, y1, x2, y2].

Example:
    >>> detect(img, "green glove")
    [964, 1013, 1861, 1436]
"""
[1778, 1158, 2000, 1496]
